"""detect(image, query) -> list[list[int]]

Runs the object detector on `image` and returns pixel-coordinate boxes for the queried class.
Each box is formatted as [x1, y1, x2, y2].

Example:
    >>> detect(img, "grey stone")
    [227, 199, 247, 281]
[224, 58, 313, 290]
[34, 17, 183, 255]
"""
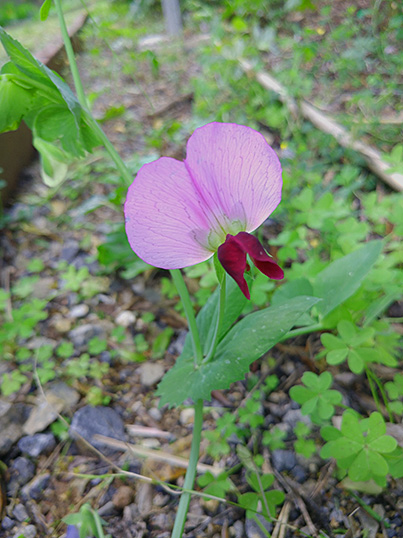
[291, 464, 307, 483]
[7, 457, 35, 496]
[138, 362, 165, 386]
[282, 408, 311, 430]
[69, 324, 105, 347]
[0, 402, 31, 455]
[69, 304, 89, 319]
[18, 433, 56, 458]
[271, 450, 297, 472]
[232, 520, 245, 538]
[69, 406, 127, 453]
[13, 524, 37, 538]
[61, 241, 80, 262]
[23, 383, 79, 435]
[12, 503, 28, 522]
[245, 514, 273, 538]
[21, 473, 51, 501]
[2, 516, 16, 530]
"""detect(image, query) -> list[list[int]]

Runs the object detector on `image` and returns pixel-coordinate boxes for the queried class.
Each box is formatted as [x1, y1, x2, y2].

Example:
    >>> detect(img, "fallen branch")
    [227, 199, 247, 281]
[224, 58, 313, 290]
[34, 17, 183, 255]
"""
[240, 59, 403, 192]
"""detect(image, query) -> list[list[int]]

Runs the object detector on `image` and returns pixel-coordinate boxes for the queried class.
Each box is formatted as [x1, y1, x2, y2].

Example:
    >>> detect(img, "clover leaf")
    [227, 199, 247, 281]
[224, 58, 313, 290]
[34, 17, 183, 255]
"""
[321, 320, 381, 374]
[289, 371, 342, 424]
[320, 411, 397, 485]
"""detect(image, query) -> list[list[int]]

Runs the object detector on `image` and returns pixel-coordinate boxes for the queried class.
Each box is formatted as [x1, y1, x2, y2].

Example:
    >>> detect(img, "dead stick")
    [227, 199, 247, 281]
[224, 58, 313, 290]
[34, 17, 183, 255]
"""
[240, 59, 403, 192]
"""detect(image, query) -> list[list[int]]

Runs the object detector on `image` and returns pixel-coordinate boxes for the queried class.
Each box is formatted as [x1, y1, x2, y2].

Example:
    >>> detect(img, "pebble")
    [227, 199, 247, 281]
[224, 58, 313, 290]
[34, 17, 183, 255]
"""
[13, 524, 37, 538]
[61, 241, 80, 262]
[271, 449, 297, 472]
[138, 362, 165, 386]
[148, 407, 162, 421]
[167, 330, 187, 355]
[12, 503, 29, 522]
[231, 520, 245, 538]
[179, 408, 195, 426]
[116, 310, 136, 327]
[7, 457, 35, 496]
[69, 405, 127, 453]
[136, 482, 153, 515]
[23, 383, 79, 435]
[68, 324, 106, 348]
[291, 464, 307, 483]
[0, 402, 31, 456]
[18, 433, 56, 458]
[282, 408, 311, 430]
[245, 515, 272, 538]
[21, 473, 51, 501]
[69, 304, 90, 319]
[112, 486, 134, 509]
[1, 516, 15, 531]
[97, 501, 117, 517]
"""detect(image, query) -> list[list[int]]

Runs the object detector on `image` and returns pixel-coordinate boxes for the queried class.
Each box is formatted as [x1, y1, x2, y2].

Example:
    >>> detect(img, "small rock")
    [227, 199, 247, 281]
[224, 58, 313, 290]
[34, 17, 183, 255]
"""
[18, 433, 56, 458]
[138, 363, 165, 386]
[179, 408, 195, 426]
[13, 524, 37, 538]
[291, 464, 307, 483]
[7, 457, 35, 497]
[69, 304, 90, 319]
[148, 407, 162, 421]
[231, 520, 245, 538]
[0, 402, 32, 455]
[136, 482, 153, 516]
[245, 515, 272, 538]
[12, 503, 28, 522]
[61, 241, 80, 262]
[23, 383, 79, 435]
[97, 501, 117, 517]
[1, 516, 15, 530]
[21, 473, 51, 501]
[271, 450, 297, 472]
[282, 408, 311, 430]
[69, 324, 105, 347]
[112, 486, 133, 509]
[51, 315, 72, 333]
[31, 277, 55, 300]
[116, 311, 136, 327]
[69, 406, 127, 453]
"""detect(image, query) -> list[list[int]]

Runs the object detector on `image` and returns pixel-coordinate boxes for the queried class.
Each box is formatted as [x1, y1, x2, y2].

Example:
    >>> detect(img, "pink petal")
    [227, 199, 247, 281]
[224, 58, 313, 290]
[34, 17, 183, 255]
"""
[124, 157, 213, 268]
[185, 123, 282, 233]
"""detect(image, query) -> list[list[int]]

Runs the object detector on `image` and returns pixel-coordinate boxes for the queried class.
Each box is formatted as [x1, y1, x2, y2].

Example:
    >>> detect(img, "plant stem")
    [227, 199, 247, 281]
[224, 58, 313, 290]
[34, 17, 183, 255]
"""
[203, 273, 226, 363]
[280, 322, 324, 342]
[171, 399, 204, 538]
[53, 0, 87, 107]
[170, 269, 203, 366]
[54, 0, 134, 187]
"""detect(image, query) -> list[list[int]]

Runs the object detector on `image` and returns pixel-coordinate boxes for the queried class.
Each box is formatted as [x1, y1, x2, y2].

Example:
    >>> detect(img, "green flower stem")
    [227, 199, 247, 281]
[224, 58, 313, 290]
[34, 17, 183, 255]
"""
[203, 273, 226, 364]
[170, 269, 203, 366]
[54, 0, 134, 187]
[366, 368, 393, 422]
[53, 0, 87, 108]
[171, 398, 203, 538]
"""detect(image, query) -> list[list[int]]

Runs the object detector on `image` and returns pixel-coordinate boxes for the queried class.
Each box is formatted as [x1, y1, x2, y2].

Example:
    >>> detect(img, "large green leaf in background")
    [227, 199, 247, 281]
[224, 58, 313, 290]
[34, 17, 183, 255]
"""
[313, 240, 383, 318]
[157, 296, 320, 407]
[0, 27, 101, 162]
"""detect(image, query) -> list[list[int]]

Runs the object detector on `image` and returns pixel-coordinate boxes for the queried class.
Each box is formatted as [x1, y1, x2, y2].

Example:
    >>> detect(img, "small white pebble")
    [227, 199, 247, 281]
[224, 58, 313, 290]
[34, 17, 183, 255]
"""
[116, 310, 136, 327]
[179, 408, 195, 426]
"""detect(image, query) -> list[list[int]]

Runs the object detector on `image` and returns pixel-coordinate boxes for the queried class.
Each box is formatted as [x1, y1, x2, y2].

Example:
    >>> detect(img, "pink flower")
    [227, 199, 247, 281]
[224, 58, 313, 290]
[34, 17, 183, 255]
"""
[124, 122, 284, 299]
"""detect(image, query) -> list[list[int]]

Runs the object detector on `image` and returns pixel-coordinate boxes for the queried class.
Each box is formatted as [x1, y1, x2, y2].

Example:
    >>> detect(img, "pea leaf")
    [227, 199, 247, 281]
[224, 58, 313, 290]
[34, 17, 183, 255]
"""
[313, 240, 383, 318]
[40, 0, 52, 21]
[157, 296, 320, 407]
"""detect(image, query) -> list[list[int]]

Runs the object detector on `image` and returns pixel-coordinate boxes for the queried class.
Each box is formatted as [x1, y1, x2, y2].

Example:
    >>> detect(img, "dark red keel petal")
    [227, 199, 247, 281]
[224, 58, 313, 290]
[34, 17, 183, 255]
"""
[217, 236, 250, 299]
[217, 232, 284, 300]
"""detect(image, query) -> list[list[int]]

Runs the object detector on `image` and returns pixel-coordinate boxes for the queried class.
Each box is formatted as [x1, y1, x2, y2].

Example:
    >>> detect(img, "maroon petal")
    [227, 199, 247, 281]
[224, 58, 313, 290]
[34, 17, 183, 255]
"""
[233, 232, 284, 281]
[217, 236, 250, 299]
[217, 232, 284, 300]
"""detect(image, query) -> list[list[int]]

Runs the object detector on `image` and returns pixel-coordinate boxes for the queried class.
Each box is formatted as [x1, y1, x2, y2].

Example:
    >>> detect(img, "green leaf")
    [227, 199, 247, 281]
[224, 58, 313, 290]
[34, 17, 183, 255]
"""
[181, 277, 247, 359]
[321, 333, 346, 350]
[326, 348, 349, 365]
[369, 435, 397, 454]
[313, 240, 383, 318]
[157, 296, 320, 407]
[350, 449, 388, 481]
[0, 74, 34, 131]
[33, 137, 69, 187]
[347, 349, 364, 374]
[40, 0, 52, 21]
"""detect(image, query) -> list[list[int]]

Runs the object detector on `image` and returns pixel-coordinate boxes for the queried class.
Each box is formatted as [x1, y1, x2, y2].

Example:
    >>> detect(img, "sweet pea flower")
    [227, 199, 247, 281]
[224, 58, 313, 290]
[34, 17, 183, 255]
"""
[124, 122, 284, 299]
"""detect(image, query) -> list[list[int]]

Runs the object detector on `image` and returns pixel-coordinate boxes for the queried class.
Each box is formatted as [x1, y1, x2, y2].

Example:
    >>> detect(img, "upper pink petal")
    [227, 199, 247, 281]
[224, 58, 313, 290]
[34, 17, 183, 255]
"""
[124, 157, 213, 268]
[185, 123, 282, 233]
